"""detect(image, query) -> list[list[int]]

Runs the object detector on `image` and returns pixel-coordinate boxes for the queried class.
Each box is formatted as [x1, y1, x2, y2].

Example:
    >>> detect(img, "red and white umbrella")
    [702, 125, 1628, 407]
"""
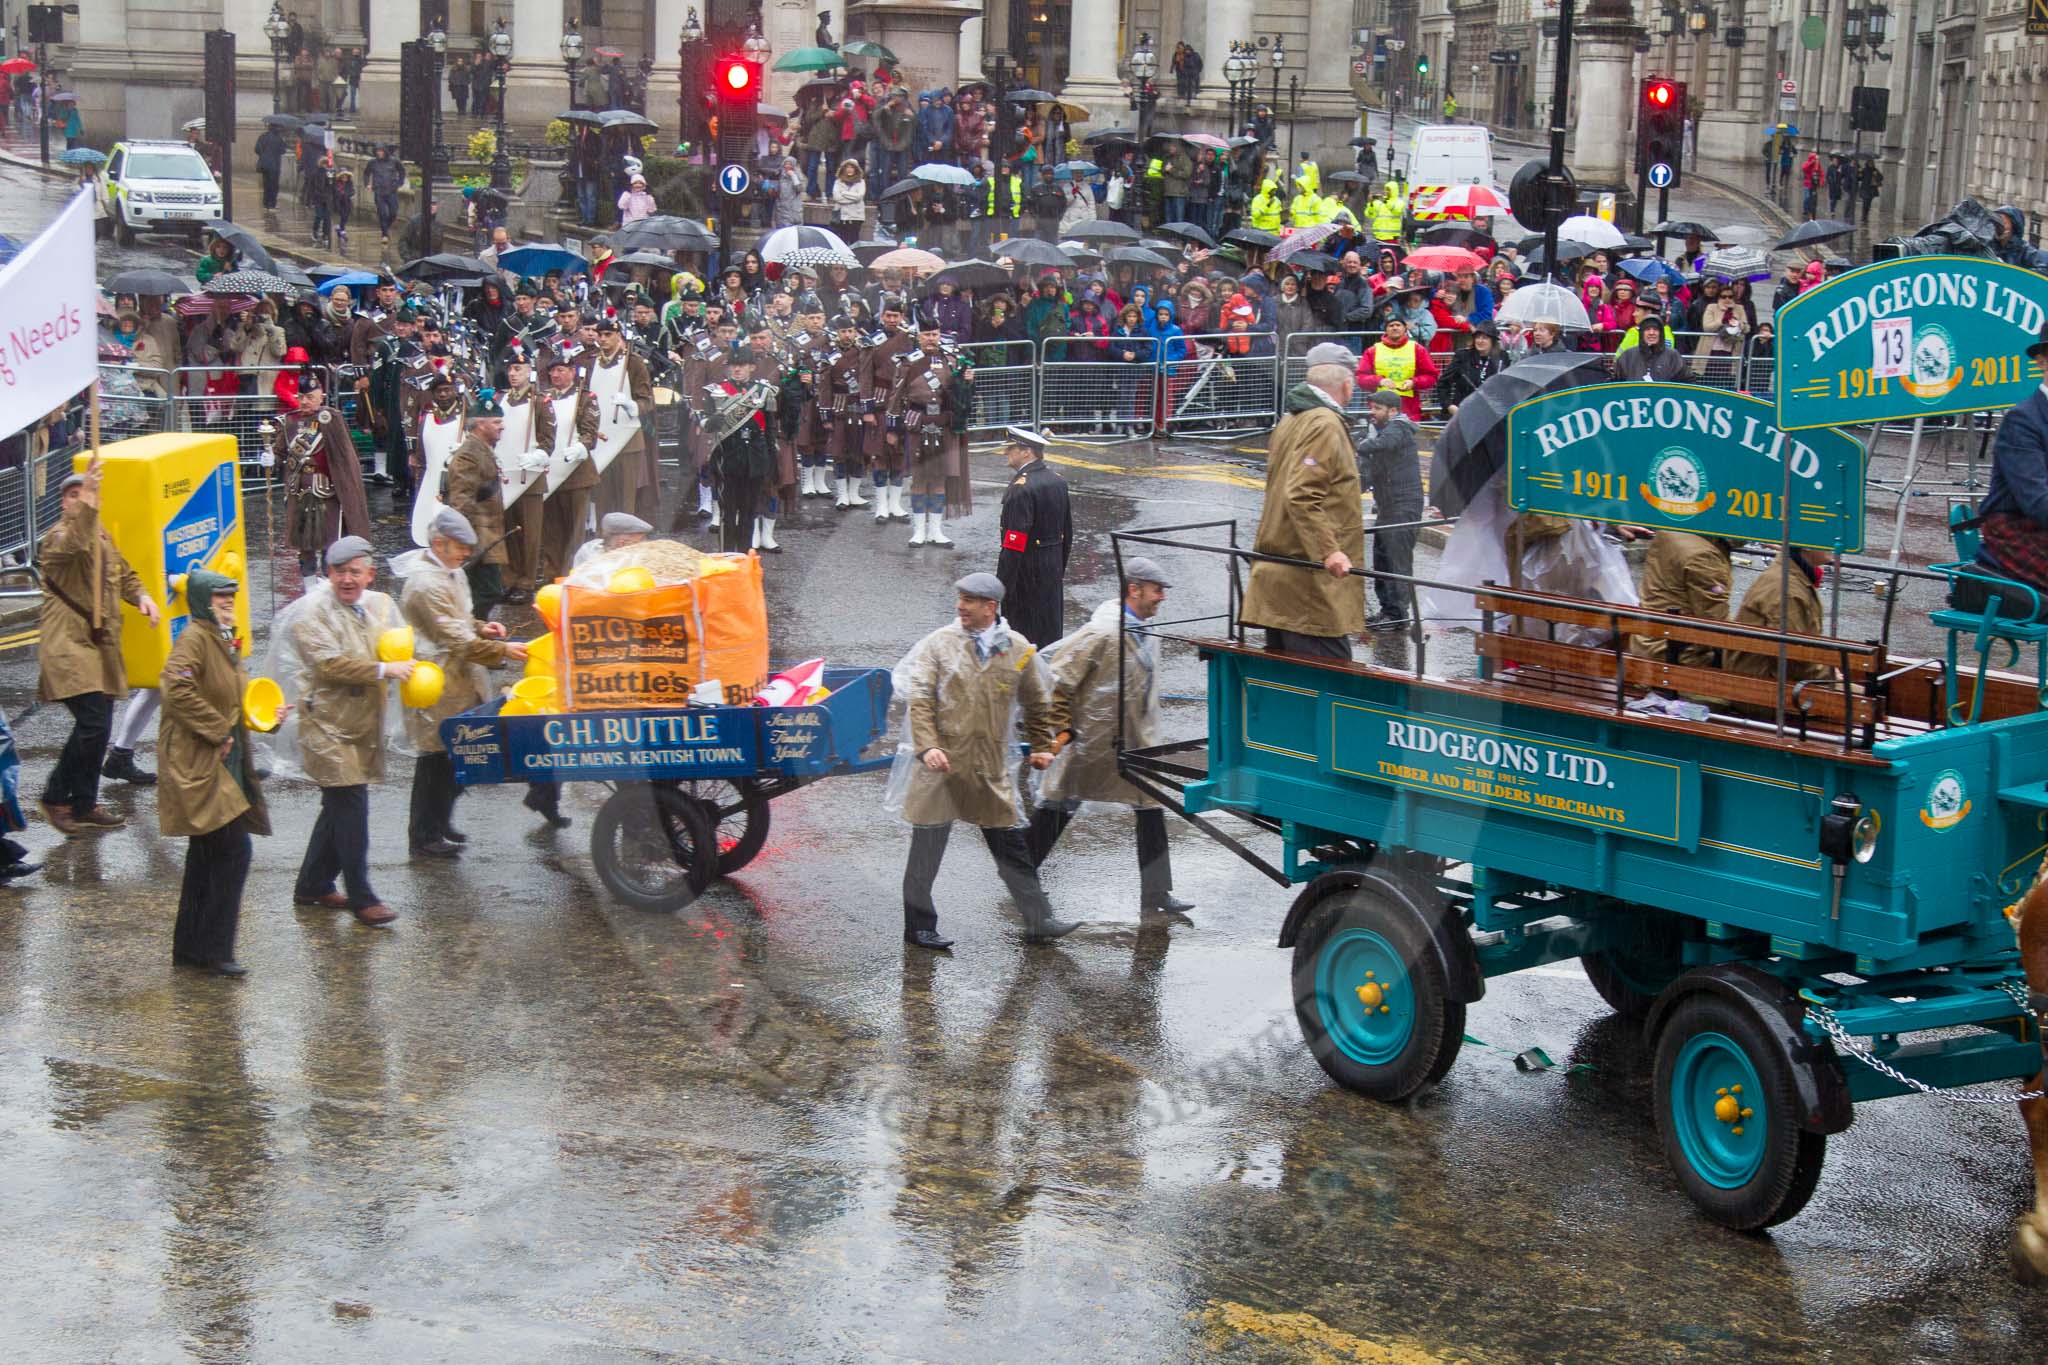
[1427, 184, 1510, 217]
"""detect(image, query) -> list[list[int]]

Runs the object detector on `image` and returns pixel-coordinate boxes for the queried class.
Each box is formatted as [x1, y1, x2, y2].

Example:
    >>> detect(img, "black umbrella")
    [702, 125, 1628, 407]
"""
[203, 269, 292, 295]
[878, 177, 926, 201]
[1649, 219, 1716, 239]
[608, 215, 716, 252]
[1416, 224, 1495, 252]
[200, 220, 278, 274]
[1007, 87, 1057, 103]
[1620, 233, 1655, 252]
[597, 109, 658, 131]
[1349, 136, 1373, 148]
[261, 112, 302, 129]
[1155, 221, 1218, 248]
[397, 252, 500, 281]
[1224, 227, 1280, 249]
[1520, 239, 1593, 271]
[1429, 353, 1610, 516]
[1085, 128, 1139, 144]
[557, 109, 605, 126]
[849, 240, 898, 264]
[1107, 245, 1176, 270]
[1065, 220, 1141, 243]
[995, 238, 1071, 269]
[610, 250, 684, 271]
[1286, 250, 1341, 272]
[104, 268, 193, 295]
[269, 260, 315, 288]
[928, 260, 1014, 292]
[795, 77, 847, 100]
[1059, 245, 1103, 265]
[1325, 171, 1370, 186]
[1774, 218, 1856, 251]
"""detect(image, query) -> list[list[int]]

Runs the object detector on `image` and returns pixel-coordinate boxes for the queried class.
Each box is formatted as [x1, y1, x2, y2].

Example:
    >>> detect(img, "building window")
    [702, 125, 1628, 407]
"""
[582, 0, 603, 27]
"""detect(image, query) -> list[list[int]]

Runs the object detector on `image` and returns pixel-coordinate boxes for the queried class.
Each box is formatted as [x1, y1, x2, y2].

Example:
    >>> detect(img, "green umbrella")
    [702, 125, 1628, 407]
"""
[839, 41, 897, 62]
[772, 46, 845, 73]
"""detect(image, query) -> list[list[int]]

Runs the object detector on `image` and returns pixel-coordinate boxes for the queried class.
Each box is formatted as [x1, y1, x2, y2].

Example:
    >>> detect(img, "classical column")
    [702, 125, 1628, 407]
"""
[1198, 0, 1253, 110]
[357, 0, 413, 128]
[1058, 0, 1125, 123]
[958, 12, 983, 83]
[1569, 0, 1642, 191]
[502, 0, 571, 130]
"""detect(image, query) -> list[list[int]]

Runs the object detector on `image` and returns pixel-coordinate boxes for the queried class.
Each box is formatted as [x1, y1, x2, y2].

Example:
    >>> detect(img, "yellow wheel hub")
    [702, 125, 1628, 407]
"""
[1354, 972, 1388, 1013]
[1712, 1085, 1753, 1136]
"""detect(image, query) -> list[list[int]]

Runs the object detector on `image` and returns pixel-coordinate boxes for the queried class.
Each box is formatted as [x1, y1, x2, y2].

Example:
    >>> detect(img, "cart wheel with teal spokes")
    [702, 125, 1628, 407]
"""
[1582, 908, 1695, 1020]
[1652, 993, 1827, 1230]
[590, 783, 718, 913]
[1291, 882, 1464, 1100]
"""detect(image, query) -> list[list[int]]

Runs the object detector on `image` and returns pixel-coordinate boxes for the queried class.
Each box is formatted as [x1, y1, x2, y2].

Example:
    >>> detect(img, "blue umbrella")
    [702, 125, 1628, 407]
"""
[495, 243, 588, 276]
[1055, 160, 1104, 179]
[0, 232, 20, 266]
[58, 147, 106, 166]
[314, 270, 380, 295]
[1619, 257, 1687, 287]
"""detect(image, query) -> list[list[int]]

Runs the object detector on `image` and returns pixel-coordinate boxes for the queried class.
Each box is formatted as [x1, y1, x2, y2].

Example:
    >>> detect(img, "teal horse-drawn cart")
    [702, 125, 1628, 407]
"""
[1114, 373, 2048, 1230]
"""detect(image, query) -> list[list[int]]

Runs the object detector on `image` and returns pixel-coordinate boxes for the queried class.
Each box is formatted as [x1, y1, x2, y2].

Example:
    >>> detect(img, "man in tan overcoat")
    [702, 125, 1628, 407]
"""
[289, 536, 407, 926]
[159, 570, 271, 977]
[401, 508, 525, 858]
[38, 455, 160, 834]
[1030, 558, 1194, 917]
[897, 573, 1078, 952]
[1241, 343, 1365, 659]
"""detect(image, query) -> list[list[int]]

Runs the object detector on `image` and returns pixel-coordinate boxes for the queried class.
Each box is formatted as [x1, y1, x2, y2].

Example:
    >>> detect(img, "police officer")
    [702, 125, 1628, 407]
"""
[1031, 557, 1195, 917]
[897, 573, 1079, 951]
[994, 426, 1072, 648]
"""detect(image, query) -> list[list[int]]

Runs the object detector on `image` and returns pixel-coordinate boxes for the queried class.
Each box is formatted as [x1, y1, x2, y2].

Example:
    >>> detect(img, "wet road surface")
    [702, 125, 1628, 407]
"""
[1, 432, 2044, 1360]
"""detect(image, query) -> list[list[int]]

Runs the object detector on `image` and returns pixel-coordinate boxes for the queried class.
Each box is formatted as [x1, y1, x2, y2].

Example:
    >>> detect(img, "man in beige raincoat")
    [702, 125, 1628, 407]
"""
[402, 508, 526, 858]
[1029, 558, 1194, 917]
[37, 456, 160, 835]
[159, 570, 271, 977]
[898, 573, 1079, 952]
[289, 536, 407, 926]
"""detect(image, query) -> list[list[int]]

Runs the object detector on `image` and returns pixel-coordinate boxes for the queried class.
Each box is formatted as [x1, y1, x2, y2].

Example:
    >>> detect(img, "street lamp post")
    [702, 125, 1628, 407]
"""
[1128, 33, 1159, 146]
[425, 21, 447, 253]
[1286, 74, 1301, 164]
[562, 18, 584, 110]
[489, 19, 513, 193]
[678, 8, 706, 159]
[1270, 35, 1286, 132]
[1226, 42, 1257, 135]
[987, 49, 1017, 185]
[1841, 4, 1890, 215]
[264, 2, 290, 114]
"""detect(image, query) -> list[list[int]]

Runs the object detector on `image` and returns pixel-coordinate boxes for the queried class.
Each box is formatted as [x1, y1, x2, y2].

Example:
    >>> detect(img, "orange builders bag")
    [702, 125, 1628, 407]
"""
[560, 554, 769, 709]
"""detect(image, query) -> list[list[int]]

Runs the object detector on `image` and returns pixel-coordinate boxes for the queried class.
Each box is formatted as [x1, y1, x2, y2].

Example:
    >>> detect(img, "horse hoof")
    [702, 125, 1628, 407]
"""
[2010, 1219, 2048, 1285]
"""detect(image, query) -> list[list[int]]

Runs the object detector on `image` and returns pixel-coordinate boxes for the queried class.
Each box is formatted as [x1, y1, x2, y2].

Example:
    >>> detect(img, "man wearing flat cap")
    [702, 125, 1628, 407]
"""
[401, 508, 527, 858]
[896, 573, 1079, 951]
[38, 454, 160, 836]
[994, 426, 1072, 648]
[575, 511, 654, 570]
[289, 535, 405, 926]
[1356, 385, 1423, 630]
[442, 389, 512, 622]
[1243, 342, 1364, 659]
[1030, 557, 1195, 917]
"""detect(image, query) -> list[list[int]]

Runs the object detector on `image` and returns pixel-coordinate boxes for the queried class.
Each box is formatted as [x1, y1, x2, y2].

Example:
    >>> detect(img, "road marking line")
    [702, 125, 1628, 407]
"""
[0, 627, 39, 653]
[1200, 1300, 1464, 1363]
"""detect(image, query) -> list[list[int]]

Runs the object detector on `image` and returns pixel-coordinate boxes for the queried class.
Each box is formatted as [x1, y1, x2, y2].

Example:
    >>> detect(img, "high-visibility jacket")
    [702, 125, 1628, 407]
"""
[1294, 160, 1320, 195]
[1249, 187, 1285, 231]
[985, 173, 1023, 218]
[1384, 177, 1407, 206]
[1369, 194, 1404, 240]
[1289, 190, 1322, 227]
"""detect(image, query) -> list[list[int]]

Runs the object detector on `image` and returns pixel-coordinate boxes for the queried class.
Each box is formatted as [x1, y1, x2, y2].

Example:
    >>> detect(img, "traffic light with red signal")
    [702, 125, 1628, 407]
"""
[1637, 77, 1686, 190]
[715, 54, 763, 164]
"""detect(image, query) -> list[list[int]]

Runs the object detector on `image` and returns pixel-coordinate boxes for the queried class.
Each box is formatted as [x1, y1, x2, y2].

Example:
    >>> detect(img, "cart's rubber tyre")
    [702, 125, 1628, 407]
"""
[1292, 884, 1465, 1100]
[681, 778, 770, 875]
[590, 784, 717, 913]
[1653, 993, 1827, 1231]
[1583, 909, 1693, 1020]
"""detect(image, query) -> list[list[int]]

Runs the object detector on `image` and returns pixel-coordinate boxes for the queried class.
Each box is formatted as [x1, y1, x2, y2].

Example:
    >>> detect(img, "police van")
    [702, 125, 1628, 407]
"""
[105, 140, 224, 247]
[1404, 124, 1495, 226]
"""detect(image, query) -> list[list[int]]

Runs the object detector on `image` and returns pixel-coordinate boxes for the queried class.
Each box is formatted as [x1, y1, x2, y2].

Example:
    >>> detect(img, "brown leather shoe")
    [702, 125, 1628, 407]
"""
[40, 802, 77, 835]
[295, 892, 351, 909]
[74, 806, 127, 829]
[352, 903, 398, 927]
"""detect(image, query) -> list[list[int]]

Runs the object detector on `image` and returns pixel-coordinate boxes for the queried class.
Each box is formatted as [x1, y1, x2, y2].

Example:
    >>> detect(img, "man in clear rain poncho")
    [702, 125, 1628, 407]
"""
[1027, 557, 1195, 918]
[398, 508, 527, 858]
[263, 535, 408, 927]
[891, 572, 1080, 952]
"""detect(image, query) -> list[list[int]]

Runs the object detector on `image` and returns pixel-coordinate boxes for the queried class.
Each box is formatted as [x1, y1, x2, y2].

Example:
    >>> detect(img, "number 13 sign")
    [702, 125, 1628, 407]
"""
[1871, 316, 1910, 379]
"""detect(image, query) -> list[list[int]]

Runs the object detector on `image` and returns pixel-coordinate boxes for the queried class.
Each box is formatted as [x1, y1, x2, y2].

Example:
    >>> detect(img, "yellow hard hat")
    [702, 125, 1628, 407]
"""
[511, 675, 557, 705]
[400, 659, 446, 708]
[376, 626, 415, 662]
[607, 566, 656, 594]
[534, 582, 564, 627]
[499, 696, 536, 717]
[243, 676, 284, 732]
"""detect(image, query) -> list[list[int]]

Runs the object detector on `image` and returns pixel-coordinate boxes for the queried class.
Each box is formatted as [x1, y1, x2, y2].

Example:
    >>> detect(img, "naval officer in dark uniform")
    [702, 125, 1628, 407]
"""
[994, 426, 1072, 648]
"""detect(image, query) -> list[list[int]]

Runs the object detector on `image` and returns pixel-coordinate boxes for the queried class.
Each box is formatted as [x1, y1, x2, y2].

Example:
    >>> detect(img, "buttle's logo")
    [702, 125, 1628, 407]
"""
[1640, 447, 1715, 518]
[1901, 322, 1962, 403]
[1920, 768, 1970, 831]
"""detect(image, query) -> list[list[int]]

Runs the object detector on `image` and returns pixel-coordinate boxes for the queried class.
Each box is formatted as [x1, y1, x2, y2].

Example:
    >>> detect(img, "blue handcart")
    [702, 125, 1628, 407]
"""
[439, 667, 893, 911]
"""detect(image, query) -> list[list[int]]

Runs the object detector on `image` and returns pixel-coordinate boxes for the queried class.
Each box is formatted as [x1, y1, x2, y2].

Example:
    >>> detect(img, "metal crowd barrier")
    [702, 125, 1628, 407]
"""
[1280, 333, 1378, 418]
[1159, 332, 1279, 439]
[0, 461, 29, 566]
[166, 364, 310, 474]
[1038, 335, 1158, 442]
[964, 339, 1037, 436]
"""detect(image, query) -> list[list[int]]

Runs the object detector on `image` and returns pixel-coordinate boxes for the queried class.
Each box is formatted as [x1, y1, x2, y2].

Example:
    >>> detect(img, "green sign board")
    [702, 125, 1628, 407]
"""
[1506, 383, 1866, 552]
[1774, 256, 2048, 430]
[1330, 701, 1701, 848]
